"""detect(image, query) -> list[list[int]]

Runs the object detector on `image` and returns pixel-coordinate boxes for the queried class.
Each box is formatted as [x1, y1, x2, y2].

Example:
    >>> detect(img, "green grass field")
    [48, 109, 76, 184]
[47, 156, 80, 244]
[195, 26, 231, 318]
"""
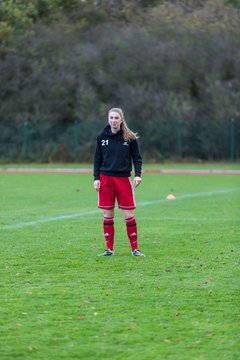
[1, 161, 240, 170]
[0, 167, 239, 360]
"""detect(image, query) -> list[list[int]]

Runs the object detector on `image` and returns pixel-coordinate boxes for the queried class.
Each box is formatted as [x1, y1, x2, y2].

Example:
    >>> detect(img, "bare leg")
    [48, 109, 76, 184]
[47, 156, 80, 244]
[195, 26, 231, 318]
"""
[103, 209, 114, 218]
[121, 209, 135, 220]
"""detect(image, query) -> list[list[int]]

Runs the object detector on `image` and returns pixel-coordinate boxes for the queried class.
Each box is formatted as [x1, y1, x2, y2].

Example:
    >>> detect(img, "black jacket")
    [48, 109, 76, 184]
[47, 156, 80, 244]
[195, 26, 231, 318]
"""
[93, 125, 142, 180]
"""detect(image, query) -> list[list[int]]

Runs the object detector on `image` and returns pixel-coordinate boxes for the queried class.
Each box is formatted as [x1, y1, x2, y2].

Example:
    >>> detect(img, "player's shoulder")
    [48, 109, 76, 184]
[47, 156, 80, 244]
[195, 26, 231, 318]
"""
[129, 137, 138, 146]
[96, 129, 105, 140]
[97, 125, 110, 139]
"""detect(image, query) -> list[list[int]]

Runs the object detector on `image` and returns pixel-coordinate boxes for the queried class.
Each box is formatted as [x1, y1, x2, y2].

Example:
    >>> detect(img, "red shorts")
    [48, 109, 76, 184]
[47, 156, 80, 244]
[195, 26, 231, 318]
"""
[98, 174, 136, 210]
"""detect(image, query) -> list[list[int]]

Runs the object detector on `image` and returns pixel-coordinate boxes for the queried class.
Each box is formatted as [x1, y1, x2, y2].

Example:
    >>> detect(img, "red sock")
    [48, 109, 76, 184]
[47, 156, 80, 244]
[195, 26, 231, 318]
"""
[103, 217, 114, 251]
[125, 216, 138, 251]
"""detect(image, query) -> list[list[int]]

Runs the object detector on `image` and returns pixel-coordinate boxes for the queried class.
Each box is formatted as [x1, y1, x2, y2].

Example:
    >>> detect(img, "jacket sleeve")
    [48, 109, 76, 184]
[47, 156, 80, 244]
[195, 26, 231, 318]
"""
[131, 139, 142, 178]
[93, 136, 103, 180]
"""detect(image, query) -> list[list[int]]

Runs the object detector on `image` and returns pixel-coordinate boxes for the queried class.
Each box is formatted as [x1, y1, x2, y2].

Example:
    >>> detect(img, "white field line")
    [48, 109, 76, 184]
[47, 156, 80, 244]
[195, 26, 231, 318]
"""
[1, 210, 100, 230]
[1, 168, 240, 175]
[137, 188, 240, 206]
[1, 188, 239, 230]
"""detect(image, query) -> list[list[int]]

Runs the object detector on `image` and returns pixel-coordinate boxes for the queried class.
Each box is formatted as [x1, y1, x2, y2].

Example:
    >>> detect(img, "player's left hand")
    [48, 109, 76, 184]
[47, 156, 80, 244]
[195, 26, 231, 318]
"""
[133, 176, 142, 187]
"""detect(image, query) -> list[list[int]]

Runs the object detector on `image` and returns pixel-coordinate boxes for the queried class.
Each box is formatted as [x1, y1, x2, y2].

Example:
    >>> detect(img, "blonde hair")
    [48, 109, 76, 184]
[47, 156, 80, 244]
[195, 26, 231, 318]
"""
[108, 107, 138, 142]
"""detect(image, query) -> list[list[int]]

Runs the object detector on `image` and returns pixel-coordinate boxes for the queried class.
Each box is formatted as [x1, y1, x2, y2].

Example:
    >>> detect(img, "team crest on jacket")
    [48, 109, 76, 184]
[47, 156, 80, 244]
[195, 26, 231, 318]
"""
[123, 141, 129, 146]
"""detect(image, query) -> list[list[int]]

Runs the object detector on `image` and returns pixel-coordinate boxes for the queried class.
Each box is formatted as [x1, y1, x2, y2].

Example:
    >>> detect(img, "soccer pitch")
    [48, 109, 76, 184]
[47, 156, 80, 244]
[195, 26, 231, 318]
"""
[0, 169, 239, 360]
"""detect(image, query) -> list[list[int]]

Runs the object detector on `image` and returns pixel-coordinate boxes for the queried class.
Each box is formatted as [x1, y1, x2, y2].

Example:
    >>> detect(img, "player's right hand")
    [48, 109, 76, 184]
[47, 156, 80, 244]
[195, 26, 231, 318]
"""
[94, 180, 100, 191]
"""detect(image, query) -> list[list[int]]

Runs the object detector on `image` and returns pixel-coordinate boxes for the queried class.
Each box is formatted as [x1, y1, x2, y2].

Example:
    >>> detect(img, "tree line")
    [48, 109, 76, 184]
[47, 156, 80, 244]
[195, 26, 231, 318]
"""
[0, 0, 240, 161]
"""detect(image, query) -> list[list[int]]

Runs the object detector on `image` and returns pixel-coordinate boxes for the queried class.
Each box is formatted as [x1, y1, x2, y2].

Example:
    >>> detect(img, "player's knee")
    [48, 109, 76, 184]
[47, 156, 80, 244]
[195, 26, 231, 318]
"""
[122, 209, 135, 220]
[103, 209, 114, 218]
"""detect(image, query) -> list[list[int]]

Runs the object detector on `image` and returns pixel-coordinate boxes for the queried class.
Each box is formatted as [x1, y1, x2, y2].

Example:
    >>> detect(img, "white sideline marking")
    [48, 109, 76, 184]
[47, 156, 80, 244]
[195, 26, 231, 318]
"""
[1, 210, 100, 230]
[138, 188, 240, 206]
[1, 188, 239, 230]
[1, 167, 240, 175]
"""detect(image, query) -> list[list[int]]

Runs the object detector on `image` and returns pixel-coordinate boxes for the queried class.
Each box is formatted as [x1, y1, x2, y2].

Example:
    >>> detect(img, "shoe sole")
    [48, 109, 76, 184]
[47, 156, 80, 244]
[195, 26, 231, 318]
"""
[98, 253, 114, 257]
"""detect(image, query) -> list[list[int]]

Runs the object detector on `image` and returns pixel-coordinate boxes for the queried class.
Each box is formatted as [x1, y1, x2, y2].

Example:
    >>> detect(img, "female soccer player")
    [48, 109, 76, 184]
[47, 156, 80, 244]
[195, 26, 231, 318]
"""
[93, 107, 145, 257]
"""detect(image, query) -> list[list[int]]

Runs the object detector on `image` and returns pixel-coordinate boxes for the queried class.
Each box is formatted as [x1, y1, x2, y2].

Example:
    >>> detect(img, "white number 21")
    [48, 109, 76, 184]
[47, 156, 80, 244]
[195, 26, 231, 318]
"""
[101, 140, 109, 146]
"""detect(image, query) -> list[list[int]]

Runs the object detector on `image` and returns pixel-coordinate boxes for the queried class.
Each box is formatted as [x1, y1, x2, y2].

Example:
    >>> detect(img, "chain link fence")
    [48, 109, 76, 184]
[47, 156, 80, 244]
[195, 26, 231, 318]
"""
[0, 119, 238, 163]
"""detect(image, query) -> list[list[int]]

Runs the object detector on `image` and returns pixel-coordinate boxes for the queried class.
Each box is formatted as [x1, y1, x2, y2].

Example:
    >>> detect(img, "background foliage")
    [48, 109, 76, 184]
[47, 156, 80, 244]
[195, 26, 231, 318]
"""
[0, 0, 240, 161]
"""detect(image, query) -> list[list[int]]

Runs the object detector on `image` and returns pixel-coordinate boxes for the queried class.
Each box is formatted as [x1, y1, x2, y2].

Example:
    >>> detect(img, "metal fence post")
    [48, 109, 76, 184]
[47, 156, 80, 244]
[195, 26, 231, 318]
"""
[23, 121, 29, 161]
[73, 121, 79, 159]
[230, 118, 235, 161]
[177, 120, 183, 158]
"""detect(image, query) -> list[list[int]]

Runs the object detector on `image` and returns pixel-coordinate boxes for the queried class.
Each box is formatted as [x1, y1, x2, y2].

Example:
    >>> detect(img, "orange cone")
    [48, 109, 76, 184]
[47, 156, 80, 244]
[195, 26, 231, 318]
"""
[166, 193, 176, 200]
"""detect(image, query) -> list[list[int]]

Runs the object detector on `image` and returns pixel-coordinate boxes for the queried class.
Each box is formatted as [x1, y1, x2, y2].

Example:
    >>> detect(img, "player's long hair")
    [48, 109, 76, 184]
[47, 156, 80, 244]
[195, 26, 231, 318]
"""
[109, 108, 139, 142]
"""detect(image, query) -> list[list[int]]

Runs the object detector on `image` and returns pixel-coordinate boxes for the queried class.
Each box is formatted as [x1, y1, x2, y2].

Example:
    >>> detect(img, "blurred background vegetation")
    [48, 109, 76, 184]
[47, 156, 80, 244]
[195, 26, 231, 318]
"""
[0, 0, 239, 162]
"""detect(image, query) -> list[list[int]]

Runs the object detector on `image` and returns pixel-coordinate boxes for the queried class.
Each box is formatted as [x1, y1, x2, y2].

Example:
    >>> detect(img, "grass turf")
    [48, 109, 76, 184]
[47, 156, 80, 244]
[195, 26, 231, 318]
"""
[0, 161, 240, 170]
[0, 169, 239, 359]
